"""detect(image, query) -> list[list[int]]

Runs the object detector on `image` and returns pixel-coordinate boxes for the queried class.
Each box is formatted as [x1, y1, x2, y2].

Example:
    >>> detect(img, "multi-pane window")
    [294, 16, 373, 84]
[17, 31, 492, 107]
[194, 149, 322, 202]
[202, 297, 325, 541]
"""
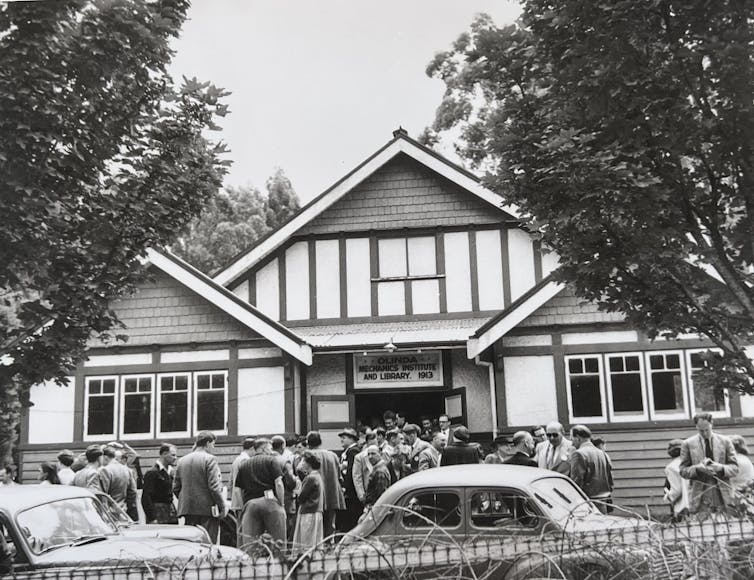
[605, 353, 647, 421]
[120, 375, 153, 438]
[687, 349, 728, 417]
[564, 349, 722, 424]
[85, 377, 118, 438]
[85, 371, 226, 440]
[646, 352, 687, 419]
[158, 373, 191, 436]
[195, 371, 227, 433]
[566, 356, 605, 422]
[375, 236, 441, 315]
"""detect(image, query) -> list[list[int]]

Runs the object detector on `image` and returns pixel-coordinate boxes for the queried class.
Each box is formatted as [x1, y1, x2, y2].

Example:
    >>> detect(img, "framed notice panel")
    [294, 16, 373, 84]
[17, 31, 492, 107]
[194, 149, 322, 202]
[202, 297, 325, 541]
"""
[353, 351, 444, 389]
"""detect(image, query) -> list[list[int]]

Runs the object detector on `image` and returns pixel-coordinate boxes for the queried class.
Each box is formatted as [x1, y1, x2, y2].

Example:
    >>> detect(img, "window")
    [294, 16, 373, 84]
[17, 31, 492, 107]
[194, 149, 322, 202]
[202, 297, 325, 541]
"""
[646, 351, 688, 419]
[375, 236, 441, 315]
[194, 371, 227, 434]
[157, 373, 191, 437]
[119, 375, 154, 439]
[687, 349, 729, 418]
[402, 492, 461, 528]
[469, 490, 539, 530]
[605, 353, 648, 421]
[565, 356, 605, 422]
[85, 370, 226, 440]
[84, 377, 118, 439]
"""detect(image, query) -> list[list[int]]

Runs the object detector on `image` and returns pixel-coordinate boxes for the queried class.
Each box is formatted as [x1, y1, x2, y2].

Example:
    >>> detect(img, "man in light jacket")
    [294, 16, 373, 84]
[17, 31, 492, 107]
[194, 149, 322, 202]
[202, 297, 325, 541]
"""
[680, 413, 738, 515]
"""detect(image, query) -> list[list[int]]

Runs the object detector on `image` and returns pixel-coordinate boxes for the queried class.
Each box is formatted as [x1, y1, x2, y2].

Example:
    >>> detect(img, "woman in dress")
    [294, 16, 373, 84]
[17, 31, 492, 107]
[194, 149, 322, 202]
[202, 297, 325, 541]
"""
[38, 461, 60, 485]
[292, 451, 324, 553]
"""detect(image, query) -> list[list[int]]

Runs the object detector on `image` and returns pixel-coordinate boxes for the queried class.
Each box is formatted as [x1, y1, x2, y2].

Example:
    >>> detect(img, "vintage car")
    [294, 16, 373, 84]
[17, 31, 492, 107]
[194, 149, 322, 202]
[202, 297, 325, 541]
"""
[0, 485, 246, 577]
[338, 464, 651, 579]
[94, 493, 211, 543]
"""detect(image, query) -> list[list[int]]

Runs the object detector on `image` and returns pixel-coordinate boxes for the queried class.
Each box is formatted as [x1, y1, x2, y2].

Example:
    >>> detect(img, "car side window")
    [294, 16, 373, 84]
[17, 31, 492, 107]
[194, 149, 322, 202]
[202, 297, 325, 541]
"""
[403, 492, 461, 528]
[469, 490, 539, 529]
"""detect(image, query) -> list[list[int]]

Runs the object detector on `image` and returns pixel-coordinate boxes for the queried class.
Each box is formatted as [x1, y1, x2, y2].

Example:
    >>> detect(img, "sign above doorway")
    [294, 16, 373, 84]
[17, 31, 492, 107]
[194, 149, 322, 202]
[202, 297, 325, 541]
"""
[353, 351, 444, 389]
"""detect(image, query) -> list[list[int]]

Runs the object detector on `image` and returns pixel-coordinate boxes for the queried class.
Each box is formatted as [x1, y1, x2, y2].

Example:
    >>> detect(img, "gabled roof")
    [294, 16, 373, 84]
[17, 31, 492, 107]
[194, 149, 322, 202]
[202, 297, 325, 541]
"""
[147, 249, 312, 365]
[466, 276, 565, 359]
[213, 129, 521, 287]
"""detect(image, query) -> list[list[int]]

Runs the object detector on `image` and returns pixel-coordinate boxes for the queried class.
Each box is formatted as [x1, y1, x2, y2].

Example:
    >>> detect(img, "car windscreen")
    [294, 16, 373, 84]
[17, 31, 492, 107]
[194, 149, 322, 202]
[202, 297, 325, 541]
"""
[16, 497, 118, 555]
[529, 477, 599, 523]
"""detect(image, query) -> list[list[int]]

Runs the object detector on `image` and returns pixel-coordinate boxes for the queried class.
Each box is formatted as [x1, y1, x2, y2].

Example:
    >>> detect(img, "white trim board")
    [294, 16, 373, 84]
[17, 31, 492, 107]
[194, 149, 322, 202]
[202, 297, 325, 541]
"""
[213, 133, 520, 287]
[146, 249, 312, 365]
[466, 280, 565, 359]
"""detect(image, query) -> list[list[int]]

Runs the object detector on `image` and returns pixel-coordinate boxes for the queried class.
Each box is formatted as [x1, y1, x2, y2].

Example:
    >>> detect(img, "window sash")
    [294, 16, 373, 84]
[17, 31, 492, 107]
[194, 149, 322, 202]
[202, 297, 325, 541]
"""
[645, 350, 689, 420]
[565, 355, 606, 423]
[119, 375, 155, 439]
[193, 371, 228, 435]
[156, 373, 192, 438]
[686, 348, 729, 418]
[605, 353, 648, 422]
[84, 376, 119, 441]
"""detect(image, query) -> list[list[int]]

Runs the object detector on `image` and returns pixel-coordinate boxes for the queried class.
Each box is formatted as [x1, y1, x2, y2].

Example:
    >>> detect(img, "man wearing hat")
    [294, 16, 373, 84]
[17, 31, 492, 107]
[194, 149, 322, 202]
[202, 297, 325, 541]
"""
[56, 450, 76, 485]
[569, 425, 613, 513]
[663, 438, 689, 520]
[440, 426, 482, 466]
[73, 444, 104, 491]
[418, 431, 446, 470]
[485, 435, 511, 464]
[338, 428, 362, 532]
[403, 424, 430, 473]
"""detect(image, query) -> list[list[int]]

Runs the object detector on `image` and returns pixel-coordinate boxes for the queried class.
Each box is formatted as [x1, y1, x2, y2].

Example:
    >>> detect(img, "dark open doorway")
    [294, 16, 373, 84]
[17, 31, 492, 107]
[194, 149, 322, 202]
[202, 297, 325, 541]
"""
[355, 390, 446, 429]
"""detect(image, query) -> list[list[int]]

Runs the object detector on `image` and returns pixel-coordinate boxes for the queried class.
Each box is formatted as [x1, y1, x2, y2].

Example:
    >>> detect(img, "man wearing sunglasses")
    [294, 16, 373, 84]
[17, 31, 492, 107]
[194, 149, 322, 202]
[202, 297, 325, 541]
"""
[535, 421, 573, 476]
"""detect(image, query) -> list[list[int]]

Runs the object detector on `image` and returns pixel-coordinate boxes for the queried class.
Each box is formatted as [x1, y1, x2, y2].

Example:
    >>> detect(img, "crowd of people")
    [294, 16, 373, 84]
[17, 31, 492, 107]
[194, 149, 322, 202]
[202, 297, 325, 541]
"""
[3, 410, 753, 553]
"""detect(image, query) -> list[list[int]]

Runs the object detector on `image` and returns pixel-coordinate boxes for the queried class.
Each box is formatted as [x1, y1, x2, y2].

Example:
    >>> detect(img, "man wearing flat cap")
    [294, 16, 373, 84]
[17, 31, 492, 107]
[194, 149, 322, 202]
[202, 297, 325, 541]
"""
[338, 428, 362, 532]
[440, 426, 482, 466]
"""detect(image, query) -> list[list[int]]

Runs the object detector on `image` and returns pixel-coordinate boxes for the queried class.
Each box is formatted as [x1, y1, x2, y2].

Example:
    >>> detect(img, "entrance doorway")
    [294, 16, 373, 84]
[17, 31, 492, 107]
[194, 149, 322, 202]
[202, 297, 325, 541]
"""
[355, 390, 446, 429]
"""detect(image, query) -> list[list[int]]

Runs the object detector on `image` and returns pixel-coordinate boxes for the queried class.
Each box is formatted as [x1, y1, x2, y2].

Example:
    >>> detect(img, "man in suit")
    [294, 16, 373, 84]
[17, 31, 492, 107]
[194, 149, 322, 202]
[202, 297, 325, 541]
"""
[404, 424, 430, 473]
[440, 426, 481, 466]
[536, 421, 573, 475]
[504, 432, 537, 467]
[173, 431, 227, 542]
[569, 425, 613, 513]
[100, 446, 138, 521]
[337, 428, 362, 532]
[352, 431, 376, 506]
[418, 432, 446, 470]
[306, 431, 345, 540]
[438, 414, 454, 442]
[142, 443, 178, 524]
[680, 412, 738, 515]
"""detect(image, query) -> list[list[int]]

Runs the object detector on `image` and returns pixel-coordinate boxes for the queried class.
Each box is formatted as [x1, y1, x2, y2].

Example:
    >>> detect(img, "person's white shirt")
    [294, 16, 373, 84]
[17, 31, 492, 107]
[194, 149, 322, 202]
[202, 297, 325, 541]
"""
[536, 438, 573, 470]
[58, 467, 75, 485]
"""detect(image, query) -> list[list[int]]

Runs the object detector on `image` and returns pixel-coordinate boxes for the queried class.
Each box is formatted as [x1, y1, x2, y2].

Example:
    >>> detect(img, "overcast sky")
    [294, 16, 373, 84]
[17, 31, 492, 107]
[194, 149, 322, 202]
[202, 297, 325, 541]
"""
[169, 1, 520, 204]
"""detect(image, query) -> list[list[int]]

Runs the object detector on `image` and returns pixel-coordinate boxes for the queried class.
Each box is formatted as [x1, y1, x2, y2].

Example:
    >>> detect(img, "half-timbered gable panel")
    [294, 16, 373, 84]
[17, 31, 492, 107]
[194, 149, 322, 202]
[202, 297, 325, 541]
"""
[298, 154, 503, 236]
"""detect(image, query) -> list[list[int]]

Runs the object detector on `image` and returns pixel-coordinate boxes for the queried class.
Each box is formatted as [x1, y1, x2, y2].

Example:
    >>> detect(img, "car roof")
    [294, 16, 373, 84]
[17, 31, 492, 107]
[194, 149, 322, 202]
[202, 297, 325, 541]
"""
[375, 464, 568, 505]
[0, 485, 95, 514]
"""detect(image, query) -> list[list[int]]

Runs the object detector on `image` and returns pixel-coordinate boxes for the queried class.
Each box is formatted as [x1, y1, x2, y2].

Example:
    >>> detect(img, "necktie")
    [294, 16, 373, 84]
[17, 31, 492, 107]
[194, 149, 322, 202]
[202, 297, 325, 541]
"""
[547, 444, 556, 469]
[705, 437, 713, 460]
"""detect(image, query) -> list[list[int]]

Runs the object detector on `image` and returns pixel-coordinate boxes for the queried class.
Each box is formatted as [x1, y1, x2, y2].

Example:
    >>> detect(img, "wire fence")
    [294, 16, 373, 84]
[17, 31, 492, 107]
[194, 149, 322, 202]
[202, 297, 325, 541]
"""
[6, 514, 754, 580]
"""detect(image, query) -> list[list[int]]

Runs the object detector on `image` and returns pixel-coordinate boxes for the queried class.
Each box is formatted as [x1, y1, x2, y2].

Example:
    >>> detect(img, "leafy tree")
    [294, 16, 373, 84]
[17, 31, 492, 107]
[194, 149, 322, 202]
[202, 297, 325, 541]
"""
[0, 0, 229, 462]
[427, 2, 754, 393]
[175, 169, 300, 273]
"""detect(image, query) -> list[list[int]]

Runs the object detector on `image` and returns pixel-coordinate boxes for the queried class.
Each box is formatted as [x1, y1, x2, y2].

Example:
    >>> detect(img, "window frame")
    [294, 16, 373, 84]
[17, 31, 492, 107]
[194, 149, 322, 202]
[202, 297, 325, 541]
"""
[466, 487, 542, 533]
[373, 234, 444, 316]
[604, 352, 649, 422]
[564, 354, 607, 424]
[645, 350, 689, 420]
[399, 488, 463, 531]
[192, 370, 228, 436]
[118, 374, 155, 440]
[83, 375, 119, 441]
[156, 372, 193, 439]
[685, 348, 730, 419]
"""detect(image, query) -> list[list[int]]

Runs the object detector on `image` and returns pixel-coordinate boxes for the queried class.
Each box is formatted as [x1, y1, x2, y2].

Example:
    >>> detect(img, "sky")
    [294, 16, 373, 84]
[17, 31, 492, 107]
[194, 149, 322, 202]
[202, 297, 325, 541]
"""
[169, 0, 521, 204]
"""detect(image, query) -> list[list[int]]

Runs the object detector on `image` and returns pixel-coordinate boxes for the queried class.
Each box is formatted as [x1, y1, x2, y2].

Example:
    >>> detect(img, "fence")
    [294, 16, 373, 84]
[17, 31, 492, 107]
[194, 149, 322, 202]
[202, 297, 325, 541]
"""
[6, 515, 754, 580]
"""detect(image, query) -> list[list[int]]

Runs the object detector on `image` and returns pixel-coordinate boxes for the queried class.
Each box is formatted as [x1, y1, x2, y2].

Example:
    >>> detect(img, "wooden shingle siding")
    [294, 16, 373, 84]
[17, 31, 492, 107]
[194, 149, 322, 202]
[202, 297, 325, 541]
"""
[298, 154, 503, 236]
[519, 285, 625, 327]
[88, 269, 259, 347]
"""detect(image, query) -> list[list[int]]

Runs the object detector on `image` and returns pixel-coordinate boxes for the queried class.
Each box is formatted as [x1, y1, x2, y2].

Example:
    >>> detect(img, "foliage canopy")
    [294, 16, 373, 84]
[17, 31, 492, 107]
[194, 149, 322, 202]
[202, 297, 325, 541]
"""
[0, 0, 229, 460]
[427, 0, 754, 392]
